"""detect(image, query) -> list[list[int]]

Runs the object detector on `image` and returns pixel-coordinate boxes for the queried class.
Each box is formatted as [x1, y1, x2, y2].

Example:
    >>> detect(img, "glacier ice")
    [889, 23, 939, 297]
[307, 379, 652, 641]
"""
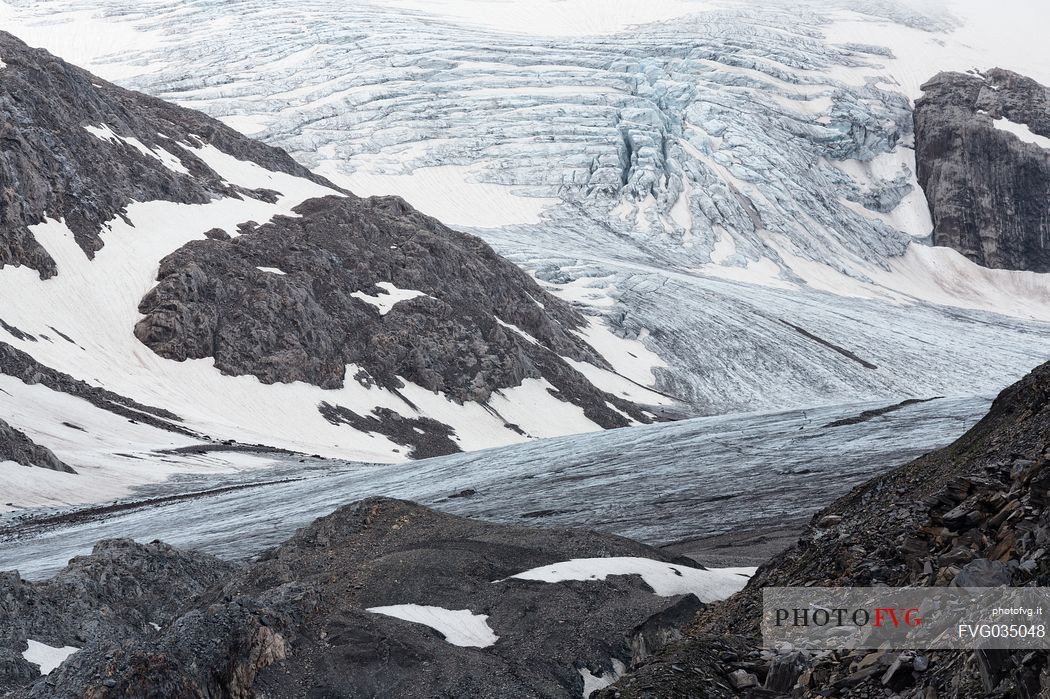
[3, 0, 1047, 416]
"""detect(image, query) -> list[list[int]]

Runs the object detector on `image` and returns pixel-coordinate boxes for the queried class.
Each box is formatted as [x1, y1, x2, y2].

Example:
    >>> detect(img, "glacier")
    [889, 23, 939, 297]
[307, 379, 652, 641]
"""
[0, 394, 988, 579]
[1, 0, 1049, 531]
[2, 0, 1048, 417]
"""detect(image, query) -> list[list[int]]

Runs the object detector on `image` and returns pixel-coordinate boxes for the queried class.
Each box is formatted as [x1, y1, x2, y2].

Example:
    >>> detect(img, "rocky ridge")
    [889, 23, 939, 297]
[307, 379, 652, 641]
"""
[597, 360, 1050, 698]
[0, 30, 668, 485]
[135, 194, 652, 430]
[0, 418, 71, 473]
[1, 497, 749, 698]
[0, 31, 337, 279]
[915, 68, 1050, 272]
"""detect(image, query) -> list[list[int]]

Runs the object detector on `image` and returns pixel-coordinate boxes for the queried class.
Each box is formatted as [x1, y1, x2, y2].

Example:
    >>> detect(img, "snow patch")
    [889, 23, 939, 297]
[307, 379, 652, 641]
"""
[495, 318, 540, 345]
[563, 357, 674, 407]
[824, 3, 1050, 100]
[993, 117, 1050, 150]
[351, 282, 427, 315]
[709, 228, 736, 264]
[218, 114, 271, 136]
[580, 659, 627, 698]
[22, 639, 79, 674]
[366, 604, 498, 647]
[488, 378, 602, 438]
[315, 160, 557, 228]
[829, 149, 933, 238]
[573, 318, 669, 388]
[504, 557, 755, 602]
[701, 257, 794, 291]
[83, 123, 189, 174]
[256, 266, 287, 275]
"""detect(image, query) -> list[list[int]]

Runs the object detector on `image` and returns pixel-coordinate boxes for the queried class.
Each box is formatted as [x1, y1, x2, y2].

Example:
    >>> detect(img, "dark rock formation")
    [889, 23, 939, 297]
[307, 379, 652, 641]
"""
[4, 497, 719, 698]
[1, 31, 665, 458]
[0, 418, 72, 473]
[0, 539, 235, 695]
[319, 401, 461, 459]
[598, 360, 1050, 698]
[0, 30, 338, 279]
[915, 68, 1050, 271]
[135, 195, 654, 433]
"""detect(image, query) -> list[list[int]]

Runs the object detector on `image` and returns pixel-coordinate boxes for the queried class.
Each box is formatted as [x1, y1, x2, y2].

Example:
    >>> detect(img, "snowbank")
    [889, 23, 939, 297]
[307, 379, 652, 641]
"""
[366, 604, 498, 647]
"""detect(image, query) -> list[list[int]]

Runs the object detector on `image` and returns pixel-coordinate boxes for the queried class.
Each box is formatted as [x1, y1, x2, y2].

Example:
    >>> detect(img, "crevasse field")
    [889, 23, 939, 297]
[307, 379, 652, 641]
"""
[1, 0, 1049, 569]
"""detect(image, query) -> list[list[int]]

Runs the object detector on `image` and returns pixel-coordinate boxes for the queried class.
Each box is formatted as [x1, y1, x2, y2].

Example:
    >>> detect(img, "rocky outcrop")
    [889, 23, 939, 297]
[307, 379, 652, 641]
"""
[1, 30, 667, 468]
[598, 360, 1050, 698]
[915, 68, 1050, 272]
[134, 195, 654, 431]
[319, 401, 461, 459]
[0, 418, 72, 473]
[0, 30, 338, 279]
[0, 539, 235, 695]
[3, 497, 741, 698]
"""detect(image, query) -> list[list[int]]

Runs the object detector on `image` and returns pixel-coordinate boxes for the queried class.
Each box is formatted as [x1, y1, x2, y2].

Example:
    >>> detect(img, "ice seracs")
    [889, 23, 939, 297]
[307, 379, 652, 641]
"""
[17, 0, 1044, 416]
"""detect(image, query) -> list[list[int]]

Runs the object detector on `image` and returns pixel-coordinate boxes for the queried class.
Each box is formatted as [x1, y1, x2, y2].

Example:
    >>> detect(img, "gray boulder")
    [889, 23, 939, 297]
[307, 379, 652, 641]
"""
[951, 558, 1013, 587]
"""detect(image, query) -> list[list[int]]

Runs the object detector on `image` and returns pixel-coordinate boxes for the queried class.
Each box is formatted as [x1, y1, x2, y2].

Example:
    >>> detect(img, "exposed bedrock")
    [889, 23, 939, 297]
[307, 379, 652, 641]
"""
[0, 418, 71, 473]
[0, 30, 336, 279]
[3, 497, 742, 698]
[0, 539, 236, 696]
[915, 68, 1050, 272]
[135, 195, 653, 430]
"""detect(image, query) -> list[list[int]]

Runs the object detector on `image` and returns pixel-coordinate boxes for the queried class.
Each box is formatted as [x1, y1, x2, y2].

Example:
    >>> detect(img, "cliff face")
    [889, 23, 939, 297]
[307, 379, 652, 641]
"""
[914, 68, 1050, 272]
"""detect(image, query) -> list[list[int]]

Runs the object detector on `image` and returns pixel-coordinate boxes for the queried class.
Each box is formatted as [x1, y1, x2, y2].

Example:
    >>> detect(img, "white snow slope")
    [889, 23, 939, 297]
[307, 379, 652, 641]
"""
[2, 0, 1050, 509]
